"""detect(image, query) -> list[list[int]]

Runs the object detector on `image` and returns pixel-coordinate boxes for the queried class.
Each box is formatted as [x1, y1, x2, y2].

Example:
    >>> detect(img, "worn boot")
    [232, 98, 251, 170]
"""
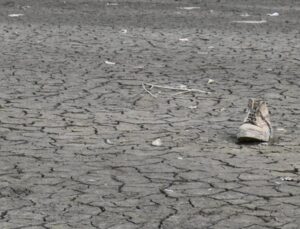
[237, 99, 272, 142]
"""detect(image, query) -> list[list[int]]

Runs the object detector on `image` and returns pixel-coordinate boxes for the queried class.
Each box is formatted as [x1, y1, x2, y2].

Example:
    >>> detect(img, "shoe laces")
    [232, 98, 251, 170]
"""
[245, 108, 257, 124]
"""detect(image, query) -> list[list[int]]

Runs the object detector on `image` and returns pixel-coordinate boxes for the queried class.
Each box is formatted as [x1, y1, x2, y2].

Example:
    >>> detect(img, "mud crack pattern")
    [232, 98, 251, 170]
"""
[0, 0, 300, 228]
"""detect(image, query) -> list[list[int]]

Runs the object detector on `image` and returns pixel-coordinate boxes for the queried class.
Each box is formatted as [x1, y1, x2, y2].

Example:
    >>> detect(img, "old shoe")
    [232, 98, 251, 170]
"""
[237, 99, 272, 142]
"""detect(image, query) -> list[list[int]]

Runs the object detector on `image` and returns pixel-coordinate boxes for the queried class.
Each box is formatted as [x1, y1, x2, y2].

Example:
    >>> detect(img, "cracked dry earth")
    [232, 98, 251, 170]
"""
[0, 0, 300, 228]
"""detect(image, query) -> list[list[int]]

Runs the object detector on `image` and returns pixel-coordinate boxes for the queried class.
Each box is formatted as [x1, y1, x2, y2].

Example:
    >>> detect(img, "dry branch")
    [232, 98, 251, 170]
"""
[143, 83, 211, 94]
[142, 83, 158, 98]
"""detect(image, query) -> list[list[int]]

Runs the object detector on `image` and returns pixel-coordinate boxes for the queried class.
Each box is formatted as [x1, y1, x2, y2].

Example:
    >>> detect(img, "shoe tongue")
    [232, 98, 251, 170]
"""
[253, 99, 264, 111]
[247, 100, 261, 120]
[248, 99, 258, 111]
[253, 100, 261, 110]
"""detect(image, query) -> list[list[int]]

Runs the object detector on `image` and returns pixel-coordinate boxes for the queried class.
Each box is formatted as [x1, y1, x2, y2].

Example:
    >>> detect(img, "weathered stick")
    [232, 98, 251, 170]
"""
[142, 83, 158, 98]
[143, 83, 211, 94]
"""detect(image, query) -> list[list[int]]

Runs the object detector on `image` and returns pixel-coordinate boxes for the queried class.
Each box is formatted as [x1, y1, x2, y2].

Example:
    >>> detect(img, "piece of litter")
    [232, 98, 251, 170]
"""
[121, 29, 127, 34]
[164, 189, 174, 193]
[179, 7, 200, 10]
[152, 138, 162, 146]
[188, 105, 197, 109]
[208, 188, 213, 191]
[107, 3, 118, 6]
[105, 139, 113, 144]
[179, 38, 189, 42]
[275, 181, 281, 185]
[105, 60, 116, 65]
[207, 79, 215, 84]
[280, 177, 294, 181]
[8, 14, 24, 17]
[220, 108, 226, 112]
[276, 128, 286, 132]
[232, 20, 267, 24]
[177, 156, 183, 160]
[240, 13, 250, 17]
[142, 82, 210, 95]
[178, 84, 188, 90]
[267, 12, 279, 17]
[208, 46, 214, 49]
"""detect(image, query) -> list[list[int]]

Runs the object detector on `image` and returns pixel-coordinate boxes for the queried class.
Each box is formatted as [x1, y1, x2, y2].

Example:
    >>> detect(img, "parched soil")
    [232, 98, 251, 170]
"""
[0, 0, 300, 228]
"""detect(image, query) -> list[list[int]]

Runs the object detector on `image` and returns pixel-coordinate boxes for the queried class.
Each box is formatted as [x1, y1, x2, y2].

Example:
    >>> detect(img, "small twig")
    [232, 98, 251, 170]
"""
[142, 83, 157, 98]
[172, 91, 190, 96]
[143, 83, 210, 94]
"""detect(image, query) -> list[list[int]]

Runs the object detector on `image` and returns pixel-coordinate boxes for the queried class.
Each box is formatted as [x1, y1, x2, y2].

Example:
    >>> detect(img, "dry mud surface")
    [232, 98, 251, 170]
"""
[0, 0, 300, 228]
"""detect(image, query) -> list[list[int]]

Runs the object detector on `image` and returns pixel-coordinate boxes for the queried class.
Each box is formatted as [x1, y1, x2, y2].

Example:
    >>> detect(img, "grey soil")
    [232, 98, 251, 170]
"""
[0, 0, 300, 228]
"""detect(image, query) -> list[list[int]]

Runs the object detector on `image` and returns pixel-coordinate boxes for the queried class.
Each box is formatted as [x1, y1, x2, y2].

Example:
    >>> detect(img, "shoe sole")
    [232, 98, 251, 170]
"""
[237, 128, 270, 142]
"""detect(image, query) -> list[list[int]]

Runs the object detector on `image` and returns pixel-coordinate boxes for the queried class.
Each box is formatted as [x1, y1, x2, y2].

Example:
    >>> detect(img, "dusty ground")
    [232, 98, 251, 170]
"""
[0, 0, 300, 228]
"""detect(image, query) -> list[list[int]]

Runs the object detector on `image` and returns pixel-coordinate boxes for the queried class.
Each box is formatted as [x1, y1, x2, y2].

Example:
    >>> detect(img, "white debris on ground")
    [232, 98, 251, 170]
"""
[105, 139, 113, 145]
[105, 60, 116, 65]
[178, 84, 188, 90]
[280, 177, 294, 181]
[8, 14, 24, 17]
[152, 138, 162, 146]
[179, 7, 201, 10]
[240, 13, 250, 17]
[267, 12, 279, 17]
[232, 20, 267, 24]
[107, 3, 118, 6]
[179, 38, 189, 42]
[207, 79, 215, 84]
